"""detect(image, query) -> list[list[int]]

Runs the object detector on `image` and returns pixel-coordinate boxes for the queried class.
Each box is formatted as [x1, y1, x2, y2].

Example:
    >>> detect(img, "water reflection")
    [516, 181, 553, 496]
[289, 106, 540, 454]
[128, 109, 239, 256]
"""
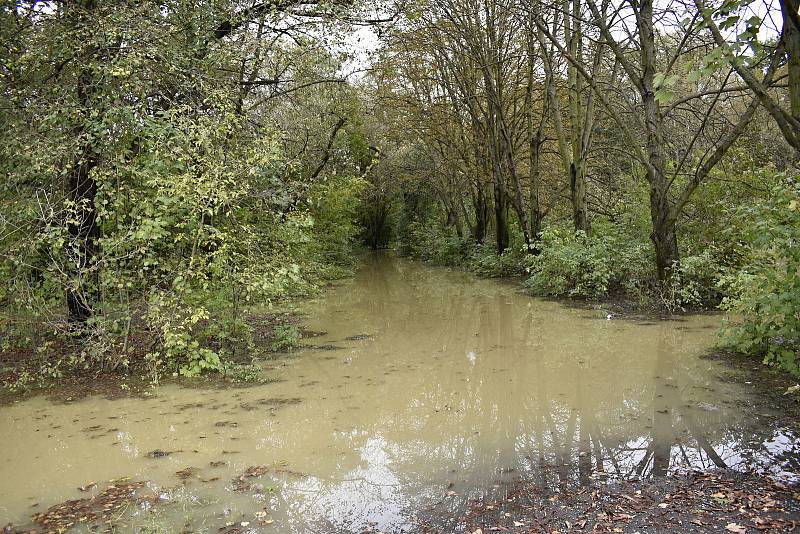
[0, 252, 797, 533]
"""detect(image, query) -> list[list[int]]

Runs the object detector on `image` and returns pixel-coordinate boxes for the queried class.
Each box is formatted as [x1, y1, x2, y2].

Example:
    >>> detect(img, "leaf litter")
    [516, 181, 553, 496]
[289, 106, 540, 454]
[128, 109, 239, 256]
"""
[418, 471, 799, 533]
[3, 479, 158, 533]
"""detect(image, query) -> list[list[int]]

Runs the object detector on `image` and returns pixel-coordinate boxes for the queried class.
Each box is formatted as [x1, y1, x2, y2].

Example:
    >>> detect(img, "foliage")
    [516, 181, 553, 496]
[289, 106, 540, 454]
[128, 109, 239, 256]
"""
[720, 178, 800, 375]
[270, 325, 302, 353]
[0, 1, 368, 385]
[659, 248, 726, 311]
[523, 226, 652, 300]
[0, 0, 798, 385]
[467, 245, 526, 278]
[404, 221, 473, 265]
[400, 218, 527, 277]
[306, 174, 368, 267]
[222, 361, 269, 384]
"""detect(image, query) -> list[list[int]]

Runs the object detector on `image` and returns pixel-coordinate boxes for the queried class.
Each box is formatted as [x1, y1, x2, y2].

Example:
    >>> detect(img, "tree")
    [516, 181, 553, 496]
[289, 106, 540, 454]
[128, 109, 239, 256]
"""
[535, 0, 779, 280]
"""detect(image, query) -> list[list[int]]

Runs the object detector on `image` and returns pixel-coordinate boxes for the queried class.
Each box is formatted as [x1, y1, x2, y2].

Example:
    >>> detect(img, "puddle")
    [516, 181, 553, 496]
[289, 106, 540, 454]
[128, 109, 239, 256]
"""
[1, 252, 797, 532]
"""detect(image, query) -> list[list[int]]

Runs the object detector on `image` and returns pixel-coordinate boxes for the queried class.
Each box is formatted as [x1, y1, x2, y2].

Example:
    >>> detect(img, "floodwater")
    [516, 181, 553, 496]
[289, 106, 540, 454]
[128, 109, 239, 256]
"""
[1, 253, 797, 532]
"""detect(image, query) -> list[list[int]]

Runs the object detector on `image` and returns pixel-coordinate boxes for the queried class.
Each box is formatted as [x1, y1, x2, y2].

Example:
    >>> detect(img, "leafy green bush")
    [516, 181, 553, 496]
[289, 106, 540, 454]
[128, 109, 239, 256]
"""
[404, 221, 473, 265]
[270, 325, 301, 352]
[523, 227, 652, 299]
[720, 178, 800, 375]
[658, 248, 726, 310]
[222, 361, 266, 383]
[402, 216, 527, 277]
[145, 294, 222, 378]
[306, 174, 367, 266]
[466, 245, 526, 277]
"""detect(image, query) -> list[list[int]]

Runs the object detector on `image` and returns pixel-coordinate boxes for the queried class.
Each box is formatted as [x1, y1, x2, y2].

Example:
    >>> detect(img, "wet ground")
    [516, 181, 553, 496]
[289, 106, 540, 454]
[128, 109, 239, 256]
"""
[1, 253, 798, 532]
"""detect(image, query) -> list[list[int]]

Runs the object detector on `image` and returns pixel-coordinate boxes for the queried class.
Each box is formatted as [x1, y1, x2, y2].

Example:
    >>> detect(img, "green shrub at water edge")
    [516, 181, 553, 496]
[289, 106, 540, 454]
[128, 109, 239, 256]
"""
[719, 178, 800, 376]
[270, 325, 302, 352]
[402, 219, 527, 277]
[523, 227, 652, 300]
[657, 247, 727, 311]
[466, 243, 526, 277]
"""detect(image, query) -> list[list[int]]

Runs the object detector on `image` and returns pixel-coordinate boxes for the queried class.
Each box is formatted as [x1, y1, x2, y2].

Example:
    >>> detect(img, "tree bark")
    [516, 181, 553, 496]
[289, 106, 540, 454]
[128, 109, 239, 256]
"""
[638, 0, 680, 280]
[473, 182, 489, 244]
[493, 176, 510, 254]
[66, 141, 99, 323]
[66, 0, 100, 325]
[781, 0, 800, 122]
[570, 162, 590, 234]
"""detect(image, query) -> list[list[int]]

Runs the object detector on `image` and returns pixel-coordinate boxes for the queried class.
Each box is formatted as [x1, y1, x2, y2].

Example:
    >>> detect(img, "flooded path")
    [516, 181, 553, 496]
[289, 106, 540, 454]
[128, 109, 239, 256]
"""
[1, 253, 797, 532]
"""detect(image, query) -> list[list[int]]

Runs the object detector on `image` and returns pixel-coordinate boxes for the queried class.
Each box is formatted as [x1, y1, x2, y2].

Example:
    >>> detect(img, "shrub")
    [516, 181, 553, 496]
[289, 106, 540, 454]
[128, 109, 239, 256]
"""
[523, 227, 652, 299]
[270, 324, 301, 352]
[658, 248, 726, 311]
[720, 178, 800, 375]
[402, 215, 528, 277]
[467, 245, 526, 277]
[404, 221, 473, 265]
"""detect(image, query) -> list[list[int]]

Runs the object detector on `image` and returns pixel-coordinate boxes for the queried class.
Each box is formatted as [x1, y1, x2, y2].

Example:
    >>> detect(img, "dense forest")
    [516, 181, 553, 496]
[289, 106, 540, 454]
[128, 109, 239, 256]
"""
[1, 0, 798, 387]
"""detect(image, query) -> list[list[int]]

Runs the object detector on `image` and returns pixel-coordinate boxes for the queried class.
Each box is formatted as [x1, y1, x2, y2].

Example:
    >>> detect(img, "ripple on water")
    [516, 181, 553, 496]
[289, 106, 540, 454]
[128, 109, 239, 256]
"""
[1, 253, 798, 533]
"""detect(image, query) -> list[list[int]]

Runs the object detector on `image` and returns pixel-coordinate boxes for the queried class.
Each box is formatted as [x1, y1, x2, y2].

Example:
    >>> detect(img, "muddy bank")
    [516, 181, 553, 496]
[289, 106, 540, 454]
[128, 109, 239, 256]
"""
[0, 311, 309, 405]
[419, 470, 799, 534]
[4, 470, 798, 533]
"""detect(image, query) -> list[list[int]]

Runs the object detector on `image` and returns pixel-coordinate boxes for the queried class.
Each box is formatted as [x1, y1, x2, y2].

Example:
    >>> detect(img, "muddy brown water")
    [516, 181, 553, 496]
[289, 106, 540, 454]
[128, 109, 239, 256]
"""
[1, 253, 798, 532]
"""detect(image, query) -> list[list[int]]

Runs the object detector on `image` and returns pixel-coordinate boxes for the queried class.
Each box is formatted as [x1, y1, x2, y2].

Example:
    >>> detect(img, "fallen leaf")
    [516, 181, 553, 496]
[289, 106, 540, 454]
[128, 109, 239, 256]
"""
[725, 523, 747, 533]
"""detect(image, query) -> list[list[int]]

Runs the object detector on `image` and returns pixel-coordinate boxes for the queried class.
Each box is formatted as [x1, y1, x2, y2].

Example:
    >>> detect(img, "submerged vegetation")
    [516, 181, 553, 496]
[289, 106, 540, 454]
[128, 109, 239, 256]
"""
[0, 0, 799, 389]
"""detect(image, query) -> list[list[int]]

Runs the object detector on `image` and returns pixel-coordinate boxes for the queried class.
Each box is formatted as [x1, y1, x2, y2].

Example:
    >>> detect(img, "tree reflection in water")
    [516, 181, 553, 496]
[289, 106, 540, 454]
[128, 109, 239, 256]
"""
[0, 254, 797, 533]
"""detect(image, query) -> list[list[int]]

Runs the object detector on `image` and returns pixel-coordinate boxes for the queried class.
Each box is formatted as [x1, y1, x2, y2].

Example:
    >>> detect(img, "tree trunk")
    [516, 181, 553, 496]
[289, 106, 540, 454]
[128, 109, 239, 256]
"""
[566, 0, 591, 235]
[66, 146, 99, 324]
[781, 0, 800, 121]
[66, 1, 100, 325]
[473, 182, 489, 244]
[526, 25, 545, 251]
[493, 182, 509, 254]
[570, 162, 590, 234]
[639, 0, 680, 281]
[650, 189, 679, 282]
[529, 132, 544, 251]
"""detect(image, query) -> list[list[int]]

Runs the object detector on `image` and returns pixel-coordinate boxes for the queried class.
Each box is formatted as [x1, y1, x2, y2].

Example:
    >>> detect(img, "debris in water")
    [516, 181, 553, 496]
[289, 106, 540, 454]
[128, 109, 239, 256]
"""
[175, 467, 200, 480]
[239, 397, 302, 411]
[214, 420, 238, 427]
[297, 341, 345, 351]
[232, 465, 269, 492]
[31, 480, 147, 532]
[145, 449, 178, 458]
[344, 334, 372, 341]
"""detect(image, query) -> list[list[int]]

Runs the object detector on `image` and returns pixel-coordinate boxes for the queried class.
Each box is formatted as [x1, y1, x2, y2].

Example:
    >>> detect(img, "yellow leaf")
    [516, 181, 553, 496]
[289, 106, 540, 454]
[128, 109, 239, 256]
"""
[725, 523, 747, 533]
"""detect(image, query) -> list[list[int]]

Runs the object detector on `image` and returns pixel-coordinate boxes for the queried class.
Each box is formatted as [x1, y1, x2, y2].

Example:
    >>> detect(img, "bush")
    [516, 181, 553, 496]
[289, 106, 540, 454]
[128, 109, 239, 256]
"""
[403, 221, 473, 265]
[466, 245, 526, 277]
[306, 174, 367, 266]
[523, 227, 652, 299]
[270, 325, 301, 352]
[402, 215, 527, 277]
[658, 248, 726, 311]
[720, 178, 800, 375]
